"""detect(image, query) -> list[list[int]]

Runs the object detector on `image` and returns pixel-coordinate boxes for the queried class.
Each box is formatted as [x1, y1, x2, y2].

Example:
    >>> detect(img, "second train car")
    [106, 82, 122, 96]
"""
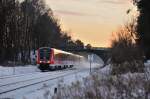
[36, 47, 83, 71]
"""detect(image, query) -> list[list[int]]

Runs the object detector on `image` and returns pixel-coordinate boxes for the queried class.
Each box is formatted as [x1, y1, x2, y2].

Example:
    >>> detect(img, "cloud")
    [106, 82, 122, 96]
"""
[54, 10, 97, 16]
[99, 0, 130, 5]
[50, 0, 130, 4]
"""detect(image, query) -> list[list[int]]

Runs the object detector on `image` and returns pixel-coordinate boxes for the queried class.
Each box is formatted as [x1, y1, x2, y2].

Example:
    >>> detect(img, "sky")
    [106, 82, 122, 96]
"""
[45, 0, 137, 47]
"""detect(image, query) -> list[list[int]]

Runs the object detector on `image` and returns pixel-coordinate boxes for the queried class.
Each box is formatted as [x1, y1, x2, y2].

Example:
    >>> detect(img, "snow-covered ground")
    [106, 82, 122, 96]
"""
[0, 64, 101, 99]
[1, 60, 149, 99]
[0, 65, 40, 77]
[21, 70, 91, 99]
[0, 54, 104, 99]
[0, 61, 103, 77]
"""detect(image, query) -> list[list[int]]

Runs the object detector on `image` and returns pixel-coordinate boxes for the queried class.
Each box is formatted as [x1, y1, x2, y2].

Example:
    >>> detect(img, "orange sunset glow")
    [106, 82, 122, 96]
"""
[45, 0, 137, 47]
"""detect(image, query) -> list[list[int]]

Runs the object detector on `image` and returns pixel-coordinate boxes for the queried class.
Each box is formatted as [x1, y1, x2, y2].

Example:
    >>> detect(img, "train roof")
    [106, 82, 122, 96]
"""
[39, 47, 51, 49]
[52, 48, 83, 58]
[38, 47, 83, 58]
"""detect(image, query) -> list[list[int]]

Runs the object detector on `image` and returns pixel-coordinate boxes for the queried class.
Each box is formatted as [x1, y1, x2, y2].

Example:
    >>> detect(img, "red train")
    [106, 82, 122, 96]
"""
[36, 47, 83, 71]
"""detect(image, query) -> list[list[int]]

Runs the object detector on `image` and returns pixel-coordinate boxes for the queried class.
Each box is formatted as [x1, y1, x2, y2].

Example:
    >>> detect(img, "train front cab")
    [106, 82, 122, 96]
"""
[37, 47, 52, 71]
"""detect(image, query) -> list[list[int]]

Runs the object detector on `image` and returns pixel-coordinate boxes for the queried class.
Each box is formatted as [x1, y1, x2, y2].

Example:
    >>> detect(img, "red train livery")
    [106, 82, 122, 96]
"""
[36, 47, 83, 71]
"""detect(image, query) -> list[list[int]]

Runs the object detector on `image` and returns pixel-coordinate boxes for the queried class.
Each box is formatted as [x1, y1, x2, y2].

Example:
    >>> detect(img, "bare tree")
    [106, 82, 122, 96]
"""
[111, 18, 144, 74]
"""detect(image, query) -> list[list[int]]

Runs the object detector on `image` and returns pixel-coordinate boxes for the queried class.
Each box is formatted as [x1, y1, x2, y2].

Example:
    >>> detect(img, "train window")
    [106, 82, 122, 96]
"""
[39, 48, 51, 60]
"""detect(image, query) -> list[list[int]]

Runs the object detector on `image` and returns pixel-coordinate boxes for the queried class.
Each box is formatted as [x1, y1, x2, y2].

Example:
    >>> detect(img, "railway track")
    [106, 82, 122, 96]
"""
[0, 71, 64, 88]
[0, 68, 85, 97]
[0, 67, 76, 80]
[0, 69, 75, 87]
[0, 72, 41, 79]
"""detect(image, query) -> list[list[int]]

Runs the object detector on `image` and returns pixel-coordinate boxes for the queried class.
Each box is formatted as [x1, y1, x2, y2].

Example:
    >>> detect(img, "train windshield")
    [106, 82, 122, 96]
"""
[39, 48, 51, 60]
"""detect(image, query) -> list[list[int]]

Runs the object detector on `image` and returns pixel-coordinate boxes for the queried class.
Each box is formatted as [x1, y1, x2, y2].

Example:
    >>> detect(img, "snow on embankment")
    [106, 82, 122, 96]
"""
[76, 53, 104, 69]
[0, 65, 40, 77]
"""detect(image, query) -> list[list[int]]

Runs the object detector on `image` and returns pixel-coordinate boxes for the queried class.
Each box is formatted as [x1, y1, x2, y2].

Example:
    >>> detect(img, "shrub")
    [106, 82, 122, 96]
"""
[53, 72, 150, 99]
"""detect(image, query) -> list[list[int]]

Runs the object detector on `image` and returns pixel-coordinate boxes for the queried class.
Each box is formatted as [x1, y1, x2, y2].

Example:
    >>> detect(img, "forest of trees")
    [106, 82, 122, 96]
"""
[0, 0, 85, 65]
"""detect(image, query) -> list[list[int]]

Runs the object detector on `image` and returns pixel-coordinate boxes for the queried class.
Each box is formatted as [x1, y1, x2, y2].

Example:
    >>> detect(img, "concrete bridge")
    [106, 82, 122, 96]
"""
[62, 47, 111, 64]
